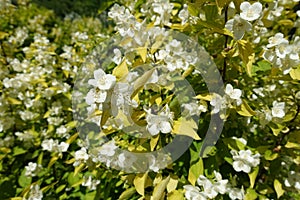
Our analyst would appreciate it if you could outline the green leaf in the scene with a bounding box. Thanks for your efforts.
[18,171,32,188]
[274,179,285,198]
[188,158,203,186]
[249,167,259,188]
[244,188,258,200]
[222,138,246,150]
[13,147,27,156]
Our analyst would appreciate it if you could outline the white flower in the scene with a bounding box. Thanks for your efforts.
[27,185,43,200]
[225,84,242,100]
[112,48,122,65]
[197,175,218,199]
[212,171,228,195]
[284,171,300,190]
[271,101,285,118]
[99,140,118,157]
[184,185,208,200]
[178,4,189,25]
[210,94,225,114]
[74,147,89,166]
[225,15,252,40]
[267,33,288,48]
[88,69,116,90]
[82,176,100,190]
[228,187,244,200]
[275,41,292,59]
[240,2,262,21]
[25,162,41,177]
[85,88,107,105]
[231,149,260,173]
[297,10,300,17]
[41,139,56,151]
[58,142,69,152]
[145,105,173,136]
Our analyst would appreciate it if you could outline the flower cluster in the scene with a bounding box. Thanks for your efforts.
[184,171,244,200]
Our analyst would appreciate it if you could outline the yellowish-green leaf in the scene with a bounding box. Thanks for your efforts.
[43,110,51,118]
[290,66,300,80]
[48,156,59,168]
[151,176,170,200]
[188,158,203,186]
[195,93,212,101]
[136,47,148,63]
[0,31,9,40]
[65,158,76,164]
[172,118,200,140]
[150,135,160,151]
[134,172,148,196]
[244,188,258,200]
[74,163,85,176]
[119,187,136,200]
[285,141,300,149]
[66,133,79,144]
[274,179,285,198]
[112,59,128,80]
[238,40,255,77]
[249,167,259,188]
[236,100,256,117]
[167,190,184,200]
[7,97,22,105]
[167,175,178,193]
[131,68,155,98]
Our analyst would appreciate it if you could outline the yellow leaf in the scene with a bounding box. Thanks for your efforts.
[112,59,128,80]
[74,163,85,176]
[136,47,148,63]
[167,175,178,193]
[151,176,170,200]
[119,187,136,200]
[274,179,285,198]
[236,100,256,117]
[48,156,59,168]
[172,118,200,140]
[7,97,22,105]
[195,93,212,101]
[290,66,300,80]
[66,133,79,144]
[167,190,184,200]
[131,68,156,98]
[150,135,160,151]
[133,172,148,196]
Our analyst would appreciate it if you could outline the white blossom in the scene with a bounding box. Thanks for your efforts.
[25,162,42,177]
[240,2,262,21]
[145,105,173,136]
[74,147,89,166]
[88,69,116,90]
[27,185,43,200]
[231,149,260,173]
[184,185,208,200]
[82,176,100,190]
[228,187,244,200]
[271,101,285,118]
[225,15,252,40]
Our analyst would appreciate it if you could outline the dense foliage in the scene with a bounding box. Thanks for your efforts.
[0,0,300,199]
